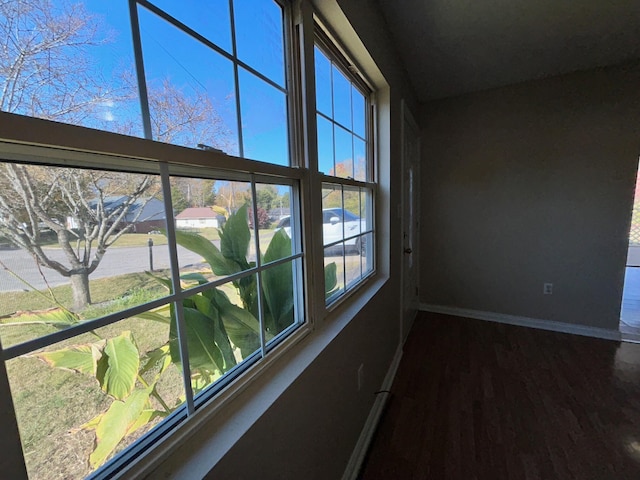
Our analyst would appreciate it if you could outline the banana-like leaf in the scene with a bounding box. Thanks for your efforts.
[210,288,261,357]
[325,262,338,298]
[88,386,153,468]
[135,310,170,324]
[180,272,209,285]
[174,229,240,276]
[193,294,236,371]
[0,307,80,328]
[262,229,294,334]
[219,204,251,269]
[169,305,224,374]
[98,332,140,401]
[139,344,171,380]
[30,340,105,376]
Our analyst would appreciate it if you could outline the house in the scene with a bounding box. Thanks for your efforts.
[1,0,640,479]
[65,196,166,234]
[175,207,223,229]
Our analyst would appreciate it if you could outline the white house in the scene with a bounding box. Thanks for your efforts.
[175,207,222,229]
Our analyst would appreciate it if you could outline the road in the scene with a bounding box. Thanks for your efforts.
[0,244,209,292]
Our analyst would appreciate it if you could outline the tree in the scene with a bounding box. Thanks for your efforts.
[0,0,232,309]
[0,164,159,309]
[256,184,277,212]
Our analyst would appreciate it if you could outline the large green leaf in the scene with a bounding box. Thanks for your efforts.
[262,229,294,334]
[169,305,224,374]
[211,288,261,358]
[219,204,251,268]
[325,261,338,298]
[193,294,236,371]
[30,340,105,376]
[98,332,140,401]
[87,386,153,468]
[139,344,171,380]
[174,229,240,276]
[0,307,80,328]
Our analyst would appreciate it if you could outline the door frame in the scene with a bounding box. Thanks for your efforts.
[400,100,420,343]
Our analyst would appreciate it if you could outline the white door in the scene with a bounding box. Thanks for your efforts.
[401,101,420,342]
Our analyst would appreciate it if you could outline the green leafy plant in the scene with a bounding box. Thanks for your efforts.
[6,204,337,469]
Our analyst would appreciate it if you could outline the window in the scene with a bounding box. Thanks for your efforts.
[0,1,378,478]
[314,32,375,304]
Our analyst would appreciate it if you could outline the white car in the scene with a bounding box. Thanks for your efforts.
[276,208,367,254]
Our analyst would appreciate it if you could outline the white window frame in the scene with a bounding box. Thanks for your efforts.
[312,21,377,309]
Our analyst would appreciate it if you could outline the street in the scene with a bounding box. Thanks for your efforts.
[0,244,207,292]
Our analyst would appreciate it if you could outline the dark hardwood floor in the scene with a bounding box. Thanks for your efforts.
[359,312,640,479]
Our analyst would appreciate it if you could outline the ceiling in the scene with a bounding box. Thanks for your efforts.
[376,0,640,102]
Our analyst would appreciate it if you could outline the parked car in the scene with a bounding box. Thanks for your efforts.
[276,208,367,254]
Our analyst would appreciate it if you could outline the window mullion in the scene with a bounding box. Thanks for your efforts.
[159,163,196,415]
[128,0,153,140]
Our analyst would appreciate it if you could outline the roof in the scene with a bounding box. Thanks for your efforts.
[175,207,219,219]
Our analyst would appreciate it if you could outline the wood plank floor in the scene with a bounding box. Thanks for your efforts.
[359,312,640,480]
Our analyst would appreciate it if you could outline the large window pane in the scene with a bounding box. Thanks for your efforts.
[0,163,167,348]
[6,309,183,479]
[234,0,285,87]
[172,177,253,289]
[151,0,232,53]
[239,68,289,165]
[314,47,332,116]
[334,125,354,179]
[139,6,239,154]
[257,184,295,259]
[317,114,334,175]
[182,281,261,396]
[261,260,298,339]
[352,85,366,138]
[354,137,367,182]
[0,0,142,135]
[332,65,352,129]
[324,244,345,302]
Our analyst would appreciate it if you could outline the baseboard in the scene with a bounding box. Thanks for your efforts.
[341,344,403,480]
[420,304,622,342]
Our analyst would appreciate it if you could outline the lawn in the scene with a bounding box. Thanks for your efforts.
[36,228,221,249]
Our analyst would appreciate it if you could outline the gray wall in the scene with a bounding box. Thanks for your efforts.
[420,62,640,330]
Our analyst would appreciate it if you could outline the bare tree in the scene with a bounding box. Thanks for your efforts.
[0,164,159,309]
[0,0,233,309]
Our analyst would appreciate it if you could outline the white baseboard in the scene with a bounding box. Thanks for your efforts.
[342,344,403,480]
[420,304,622,342]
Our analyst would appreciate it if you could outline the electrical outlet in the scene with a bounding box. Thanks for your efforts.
[357,364,364,391]
[543,283,553,295]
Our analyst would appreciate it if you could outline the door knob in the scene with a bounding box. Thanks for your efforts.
[404,248,412,254]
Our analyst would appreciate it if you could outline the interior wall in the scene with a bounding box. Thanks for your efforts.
[420,62,640,330]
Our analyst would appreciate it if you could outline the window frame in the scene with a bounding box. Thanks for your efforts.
[313,23,377,308]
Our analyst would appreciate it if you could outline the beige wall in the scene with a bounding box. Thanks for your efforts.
[420,62,640,330]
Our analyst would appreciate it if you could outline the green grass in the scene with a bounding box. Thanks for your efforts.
[37,228,221,250]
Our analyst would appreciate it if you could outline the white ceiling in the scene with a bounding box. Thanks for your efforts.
[376,0,640,101]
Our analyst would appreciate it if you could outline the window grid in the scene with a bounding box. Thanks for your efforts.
[314,29,376,306]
